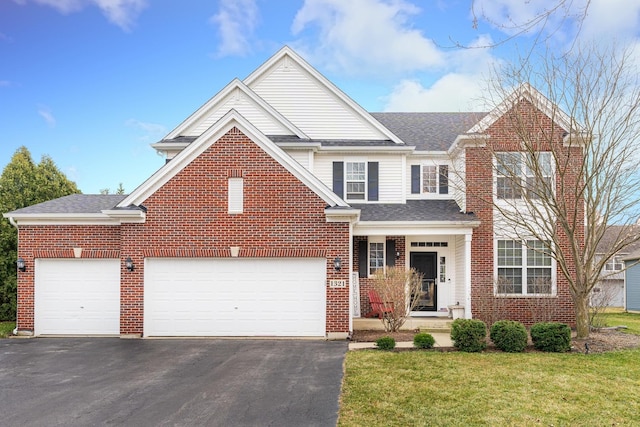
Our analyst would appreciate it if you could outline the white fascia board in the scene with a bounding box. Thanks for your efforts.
[448,134,489,156]
[101,209,146,223]
[354,221,480,236]
[325,208,360,223]
[318,146,415,154]
[165,78,309,140]
[563,131,590,147]
[468,83,574,134]
[243,46,406,145]
[411,150,449,158]
[120,109,348,209]
[150,141,189,153]
[276,142,321,150]
[3,213,121,226]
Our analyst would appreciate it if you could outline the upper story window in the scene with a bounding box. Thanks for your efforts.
[411,164,448,195]
[496,239,554,295]
[333,161,379,202]
[346,162,366,200]
[496,152,552,200]
[605,256,624,271]
[228,178,244,214]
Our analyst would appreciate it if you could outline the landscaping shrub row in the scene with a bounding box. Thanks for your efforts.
[374,320,571,353]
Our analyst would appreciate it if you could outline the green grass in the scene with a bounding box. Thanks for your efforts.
[601,311,640,335]
[0,321,15,338]
[339,350,640,426]
[339,312,640,426]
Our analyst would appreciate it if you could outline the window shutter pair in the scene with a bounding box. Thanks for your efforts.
[358,238,395,278]
[410,165,448,194]
[332,161,378,201]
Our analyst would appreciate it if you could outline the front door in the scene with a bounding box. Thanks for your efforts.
[410,252,437,311]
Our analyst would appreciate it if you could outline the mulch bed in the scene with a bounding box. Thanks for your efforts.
[351,328,640,354]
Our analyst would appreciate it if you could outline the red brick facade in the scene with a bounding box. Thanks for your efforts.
[466,100,583,326]
[15,127,351,336]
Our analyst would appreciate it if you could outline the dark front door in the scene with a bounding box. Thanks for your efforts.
[410,252,437,311]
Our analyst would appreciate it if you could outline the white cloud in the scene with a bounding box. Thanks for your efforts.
[210,0,260,57]
[579,0,640,41]
[126,119,166,142]
[37,104,56,127]
[12,0,148,32]
[383,35,500,112]
[291,0,444,75]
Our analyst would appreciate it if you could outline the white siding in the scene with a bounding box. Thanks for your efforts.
[285,150,311,170]
[183,88,293,137]
[314,153,404,203]
[249,59,387,140]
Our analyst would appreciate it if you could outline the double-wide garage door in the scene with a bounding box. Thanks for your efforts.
[35,259,120,336]
[144,258,327,337]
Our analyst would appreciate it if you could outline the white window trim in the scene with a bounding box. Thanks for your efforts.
[368,237,385,277]
[418,163,450,197]
[345,160,367,202]
[228,178,243,214]
[494,152,554,202]
[493,238,557,297]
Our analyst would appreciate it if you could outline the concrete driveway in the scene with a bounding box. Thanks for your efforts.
[0,338,347,426]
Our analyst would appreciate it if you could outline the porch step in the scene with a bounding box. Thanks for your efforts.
[353,317,452,332]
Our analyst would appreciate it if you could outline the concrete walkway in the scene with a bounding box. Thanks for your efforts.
[348,332,452,350]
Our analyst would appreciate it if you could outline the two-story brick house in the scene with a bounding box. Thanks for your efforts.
[4,46,580,338]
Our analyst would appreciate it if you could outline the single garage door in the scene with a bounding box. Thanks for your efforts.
[144,258,326,337]
[35,259,120,336]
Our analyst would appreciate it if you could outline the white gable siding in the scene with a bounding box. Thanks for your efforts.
[183,89,293,137]
[249,60,387,140]
[313,153,404,203]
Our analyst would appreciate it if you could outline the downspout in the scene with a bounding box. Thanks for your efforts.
[7,216,19,335]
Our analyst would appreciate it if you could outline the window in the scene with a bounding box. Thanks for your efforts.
[346,162,366,200]
[496,152,552,200]
[605,256,624,271]
[228,178,243,214]
[369,242,384,275]
[497,240,553,295]
[412,164,449,195]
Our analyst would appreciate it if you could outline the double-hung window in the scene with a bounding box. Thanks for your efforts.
[411,164,448,195]
[605,256,623,271]
[346,162,366,200]
[496,152,552,200]
[497,240,553,295]
[369,242,385,275]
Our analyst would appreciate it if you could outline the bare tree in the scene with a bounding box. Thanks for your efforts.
[370,267,423,332]
[474,43,640,338]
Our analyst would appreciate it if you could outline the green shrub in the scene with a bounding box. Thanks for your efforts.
[375,336,396,350]
[413,332,435,349]
[489,320,528,352]
[450,319,487,352]
[530,322,571,352]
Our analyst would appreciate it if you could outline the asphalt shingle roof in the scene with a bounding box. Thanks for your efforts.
[350,199,476,222]
[371,112,485,151]
[5,194,128,215]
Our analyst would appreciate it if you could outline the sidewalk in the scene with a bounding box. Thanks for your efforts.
[348,332,452,350]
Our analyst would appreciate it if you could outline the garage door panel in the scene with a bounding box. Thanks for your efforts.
[35,259,120,336]
[145,258,326,337]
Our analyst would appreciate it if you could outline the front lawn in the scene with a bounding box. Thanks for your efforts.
[0,321,15,338]
[601,311,640,335]
[339,349,640,426]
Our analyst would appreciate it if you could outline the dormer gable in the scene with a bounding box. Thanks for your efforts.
[243,46,403,143]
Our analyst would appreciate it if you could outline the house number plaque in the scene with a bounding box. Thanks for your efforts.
[329,280,346,288]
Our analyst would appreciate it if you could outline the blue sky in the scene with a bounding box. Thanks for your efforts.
[1,0,639,194]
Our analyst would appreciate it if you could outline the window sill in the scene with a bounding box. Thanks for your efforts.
[494,293,557,298]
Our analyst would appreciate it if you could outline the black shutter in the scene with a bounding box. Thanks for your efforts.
[368,162,379,201]
[333,162,344,198]
[386,239,396,267]
[358,238,368,278]
[439,165,449,194]
[411,165,421,194]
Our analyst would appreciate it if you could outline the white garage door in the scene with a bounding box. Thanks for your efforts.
[144,258,326,337]
[35,259,120,336]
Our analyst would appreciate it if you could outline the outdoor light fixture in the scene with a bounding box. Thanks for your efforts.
[17,257,25,272]
[125,257,135,272]
[396,251,401,259]
[334,256,342,271]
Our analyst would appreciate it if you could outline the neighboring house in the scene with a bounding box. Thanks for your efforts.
[3,47,583,338]
[624,250,640,312]
[592,225,640,308]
